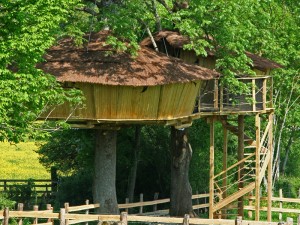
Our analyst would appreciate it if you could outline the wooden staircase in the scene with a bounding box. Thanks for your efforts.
[212,116,272,214]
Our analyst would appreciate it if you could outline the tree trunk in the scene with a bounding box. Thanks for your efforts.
[127,125,141,203]
[93,129,119,214]
[281,127,295,175]
[170,127,195,217]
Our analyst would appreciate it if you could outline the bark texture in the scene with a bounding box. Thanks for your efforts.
[93,129,119,214]
[170,127,194,217]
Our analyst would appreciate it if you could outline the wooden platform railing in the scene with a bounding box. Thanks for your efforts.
[0,208,294,225]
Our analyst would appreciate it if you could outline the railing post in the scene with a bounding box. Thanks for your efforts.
[287,217,293,225]
[3,207,9,225]
[85,200,89,225]
[235,216,242,225]
[248,192,253,219]
[153,192,159,212]
[64,203,69,225]
[33,205,39,224]
[60,208,66,225]
[279,189,283,221]
[120,212,128,225]
[17,203,24,225]
[183,214,190,225]
[139,194,143,214]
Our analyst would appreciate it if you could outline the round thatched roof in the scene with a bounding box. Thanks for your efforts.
[40,31,219,86]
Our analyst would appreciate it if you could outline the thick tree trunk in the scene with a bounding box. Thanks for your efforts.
[127,125,141,203]
[93,129,119,214]
[170,127,195,217]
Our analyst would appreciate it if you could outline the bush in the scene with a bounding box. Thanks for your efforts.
[0,193,15,209]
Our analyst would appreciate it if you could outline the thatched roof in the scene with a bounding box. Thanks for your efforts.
[140,31,282,70]
[39,31,219,86]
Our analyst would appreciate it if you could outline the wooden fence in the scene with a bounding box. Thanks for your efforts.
[0,179,56,195]
[0,207,295,225]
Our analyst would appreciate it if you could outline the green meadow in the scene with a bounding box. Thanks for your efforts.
[0,142,50,180]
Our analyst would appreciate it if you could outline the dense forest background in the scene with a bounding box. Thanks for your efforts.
[0,0,299,208]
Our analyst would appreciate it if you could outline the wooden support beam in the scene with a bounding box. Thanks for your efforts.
[238,115,244,217]
[222,118,228,218]
[267,113,273,222]
[214,80,219,110]
[255,114,261,221]
[208,117,215,219]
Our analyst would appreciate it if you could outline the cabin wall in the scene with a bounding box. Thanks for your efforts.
[43,82,202,121]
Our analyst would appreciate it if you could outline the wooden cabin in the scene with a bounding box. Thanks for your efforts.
[38,32,219,127]
[141,31,282,114]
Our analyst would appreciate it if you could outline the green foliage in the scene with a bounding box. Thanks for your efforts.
[0,193,15,210]
[37,129,94,175]
[0,0,83,142]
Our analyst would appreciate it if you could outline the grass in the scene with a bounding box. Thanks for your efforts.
[0,141,50,180]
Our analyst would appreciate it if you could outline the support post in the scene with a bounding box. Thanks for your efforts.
[33,205,38,224]
[139,194,143,214]
[125,198,129,213]
[46,204,53,224]
[222,118,228,218]
[252,79,257,112]
[287,217,293,225]
[59,208,66,225]
[214,79,219,110]
[267,113,273,222]
[208,117,215,219]
[183,214,190,225]
[120,212,128,225]
[235,216,242,225]
[255,114,261,221]
[3,208,9,225]
[17,203,24,225]
[85,200,89,225]
[238,115,245,217]
[262,79,267,110]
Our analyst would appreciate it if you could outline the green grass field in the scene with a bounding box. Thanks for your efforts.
[0,141,50,179]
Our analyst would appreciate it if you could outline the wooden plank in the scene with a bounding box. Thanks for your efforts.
[10,211,60,219]
[65,214,119,221]
[262,79,267,110]
[67,204,100,212]
[255,113,260,221]
[244,205,300,214]
[192,193,210,199]
[259,151,271,183]
[118,198,169,208]
[214,79,219,109]
[192,203,210,209]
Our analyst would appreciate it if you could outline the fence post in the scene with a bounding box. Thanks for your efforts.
[287,217,293,225]
[60,208,66,225]
[297,215,300,225]
[195,191,200,215]
[46,204,53,225]
[279,189,283,221]
[85,200,89,225]
[17,203,24,225]
[153,192,159,212]
[248,192,253,219]
[120,212,128,225]
[125,198,129,213]
[183,214,190,225]
[3,207,9,225]
[204,191,208,213]
[33,205,39,224]
[139,194,143,214]
[235,216,242,225]
[3,181,7,192]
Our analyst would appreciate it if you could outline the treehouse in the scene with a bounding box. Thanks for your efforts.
[38,31,219,128]
[142,31,282,220]
[141,31,282,114]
